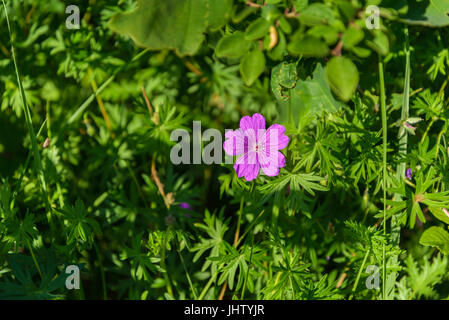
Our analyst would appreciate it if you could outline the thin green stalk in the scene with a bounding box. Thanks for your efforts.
[46,101,65,209]
[2,0,51,216]
[349,249,370,300]
[198,268,220,300]
[12,119,47,202]
[161,230,174,298]
[67,49,149,124]
[93,241,107,300]
[421,118,436,144]
[178,249,198,299]
[26,238,43,280]
[378,56,387,301]
[241,230,255,300]
[435,124,447,160]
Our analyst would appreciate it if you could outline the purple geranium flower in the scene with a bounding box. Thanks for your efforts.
[179,202,192,210]
[406,168,412,179]
[223,113,289,181]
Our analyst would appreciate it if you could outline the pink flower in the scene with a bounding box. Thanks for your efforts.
[223,113,289,181]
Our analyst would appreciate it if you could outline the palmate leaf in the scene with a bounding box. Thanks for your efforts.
[0,251,79,300]
[108,0,232,56]
[258,171,328,198]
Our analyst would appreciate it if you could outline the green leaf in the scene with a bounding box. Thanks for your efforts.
[267,30,286,61]
[245,18,271,41]
[208,0,234,30]
[287,35,329,57]
[216,32,252,59]
[277,64,345,126]
[342,26,364,50]
[325,56,359,102]
[429,207,449,225]
[261,4,282,23]
[420,226,449,254]
[240,50,266,86]
[307,26,339,45]
[271,60,299,101]
[299,3,334,26]
[108,0,231,56]
[366,31,389,56]
[401,0,449,27]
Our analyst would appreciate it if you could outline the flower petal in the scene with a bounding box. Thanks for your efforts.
[234,152,260,181]
[259,151,285,177]
[240,113,266,132]
[265,124,289,150]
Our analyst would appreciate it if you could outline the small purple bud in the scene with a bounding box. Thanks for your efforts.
[406,168,412,179]
[179,202,192,210]
[326,256,331,261]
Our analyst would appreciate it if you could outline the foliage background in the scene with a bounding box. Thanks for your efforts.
[1,0,449,300]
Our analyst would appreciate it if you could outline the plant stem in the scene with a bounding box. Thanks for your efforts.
[161,230,174,298]
[2,0,51,217]
[26,238,43,279]
[378,55,387,300]
[219,195,245,299]
[421,118,436,144]
[349,249,370,300]
[93,240,107,300]
[198,269,220,300]
[178,249,198,299]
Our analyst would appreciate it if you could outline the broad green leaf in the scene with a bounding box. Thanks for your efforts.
[277,64,345,127]
[325,56,359,102]
[307,25,339,45]
[216,32,252,58]
[366,31,390,56]
[294,0,309,12]
[261,4,282,23]
[240,50,266,86]
[420,226,449,255]
[352,46,371,58]
[342,26,364,49]
[267,30,286,61]
[108,0,231,56]
[429,207,449,225]
[245,18,271,41]
[401,0,449,27]
[278,16,292,34]
[299,3,335,26]
[208,0,234,30]
[287,35,329,57]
